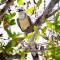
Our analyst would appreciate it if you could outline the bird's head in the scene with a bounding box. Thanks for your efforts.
[18,9,26,20]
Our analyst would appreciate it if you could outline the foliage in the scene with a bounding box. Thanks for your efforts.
[17,0,23,5]
[45,10,60,32]
[0,0,60,60]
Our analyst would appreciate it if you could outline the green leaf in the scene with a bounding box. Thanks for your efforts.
[57,20,60,24]
[10,12,16,18]
[17,0,23,5]
[12,32,20,39]
[19,52,26,60]
[41,26,46,33]
[36,0,42,7]
[26,32,33,39]
[45,19,56,30]
[25,7,34,14]
[35,31,40,40]
[5,38,18,52]
[5,29,13,37]
[21,56,25,60]
[5,29,19,39]
[34,26,38,30]
[45,19,52,28]
[0,48,3,53]
[9,19,16,25]
[54,11,60,21]
[25,0,42,14]
[4,12,16,20]
[56,25,60,32]
[4,14,11,20]
[5,41,13,50]
[51,24,55,30]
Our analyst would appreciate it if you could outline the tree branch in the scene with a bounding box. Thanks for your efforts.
[28,26,41,60]
[25,0,60,33]
[28,0,60,59]
[48,7,60,17]
[0,0,15,20]
[34,0,60,25]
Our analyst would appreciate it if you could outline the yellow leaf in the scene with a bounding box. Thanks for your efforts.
[17,0,23,5]
[25,7,34,14]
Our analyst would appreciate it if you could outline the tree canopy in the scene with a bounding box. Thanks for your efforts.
[0,0,60,60]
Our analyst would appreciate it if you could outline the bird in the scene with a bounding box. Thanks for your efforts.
[17,9,34,34]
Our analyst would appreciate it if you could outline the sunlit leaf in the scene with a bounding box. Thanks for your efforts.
[12,32,20,39]
[5,29,19,39]
[19,52,26,60]
[5,38,19,53]
[0,0,6,4]
[45,19,52,28]
[36,0,42,7]
[51,24,55,30]
[35,31,40,40]
[45,19,56,30]
[17,0,23,5]
[48,37,52,42]
[57,20,60,24]
[25,0,42,14]
[54,11,60,21]
[41,26,46,33]
[21,56,25,60]
[26,32,33,39]
[25,7,34,14]
[34,26,38,30]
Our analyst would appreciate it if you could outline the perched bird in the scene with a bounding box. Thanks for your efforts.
[17,9,34,34]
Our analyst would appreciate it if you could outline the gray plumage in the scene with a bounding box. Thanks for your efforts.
[17,10,32,32]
